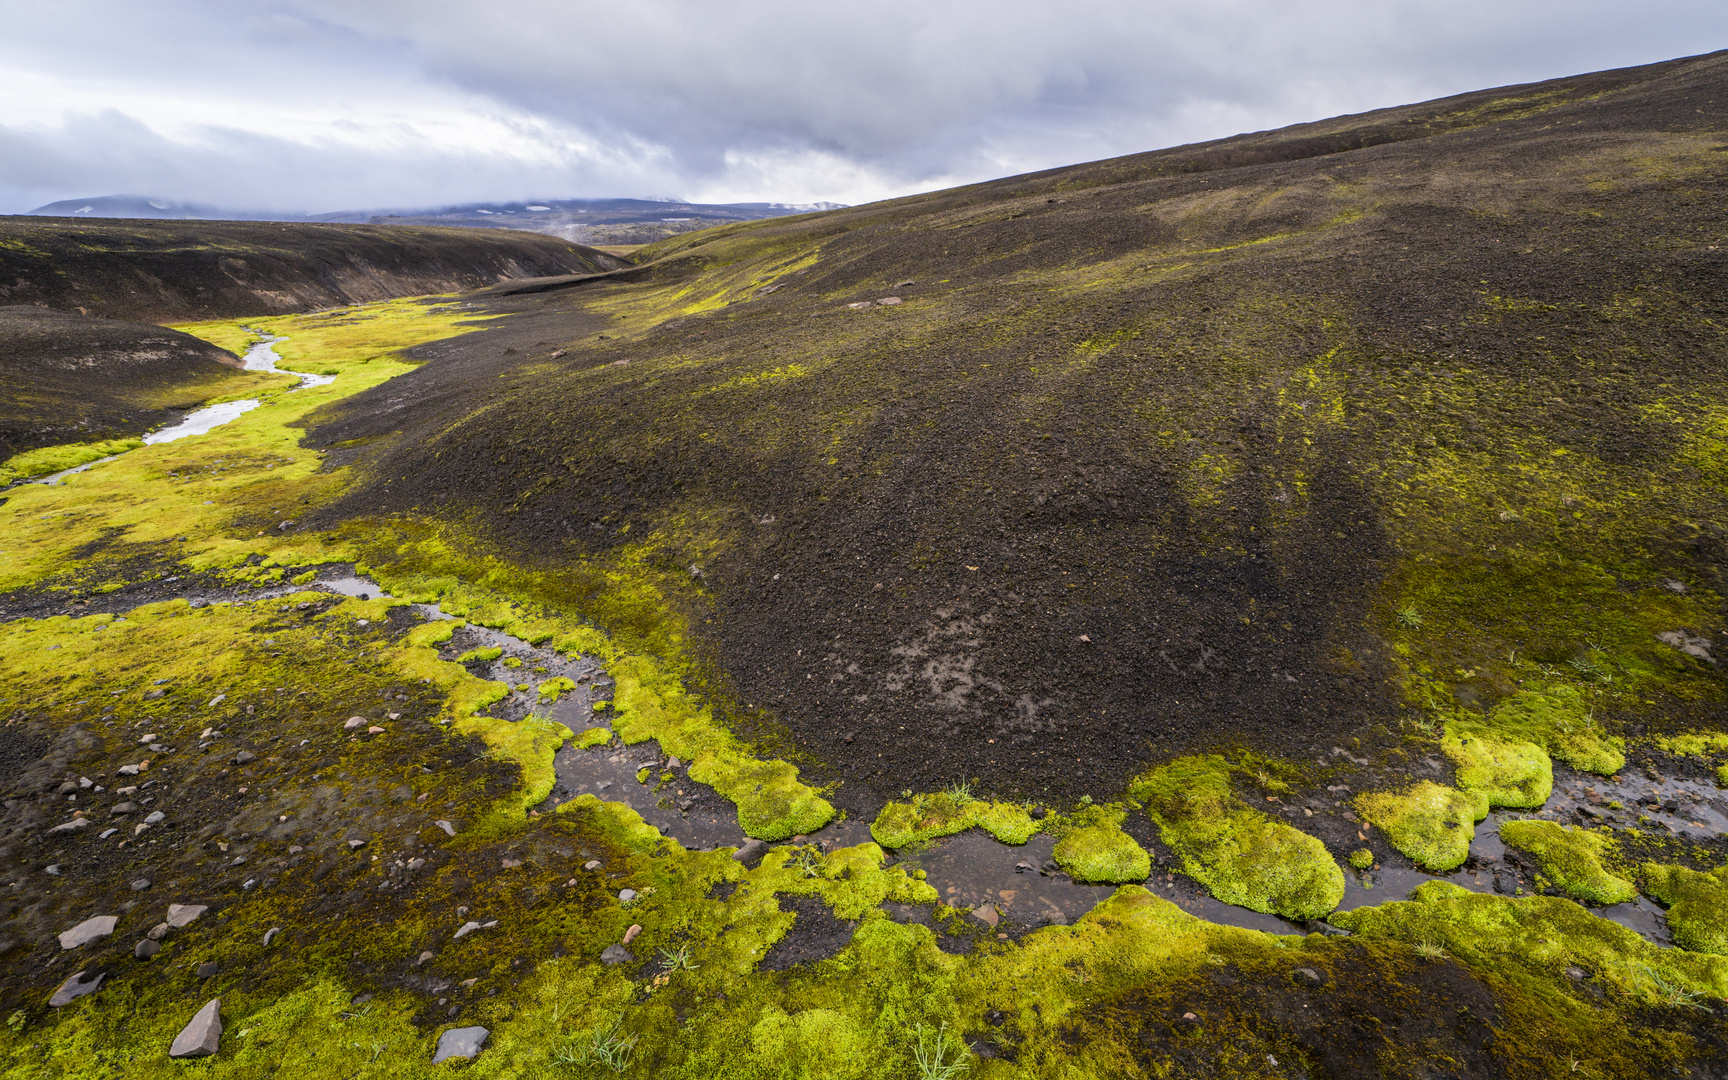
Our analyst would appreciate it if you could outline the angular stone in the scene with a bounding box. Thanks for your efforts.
[972,904,1000,927]
[600,944,633,965]
[111,802,138,816]
[618,889,636,903]
[733,838,770,867]
[435,820,457,837]
[135,939,160,959]
[144,811,165,824]
[169,998,222,1058]
[49,970,104,1006]
[233,751,256,765]
[344,716,365,729]
[263,927,280,947]
[196,962,219,978]
[432,1026,489,1063]
[148,923,170,940]
[167,904,207,929]
[47,818,91,835]
[58,915,118,949]
[452,921,482,939]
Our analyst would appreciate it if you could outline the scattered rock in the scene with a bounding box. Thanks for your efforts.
[48,970,104,1007]
[169,999,222,1058]
[600,945,633,965]
[1566,965,1589,981]
[501,859,522,869]
[147,923,170,941]
[435,820,457,837]
[206,694,226,708]
[58,915,118,950]
[623,924,642,945]
[167,904,207,928]
[130,878,152,891]
[144,811,165,824]
[135,939,159,959]
[877,296,902,305]
[98,829,117,839]
[263,927,280,947]
[138,733,159,744]
[1292,967,1323,985]
[46,864,61,875]
[733,839,770,867]
[1657,630,1715,663]
[47,818,91,835]
[618,889,637,903]
[432,1026,489,1063]
[453,921,482,940]
[367,726,385,735]
[583,859,603,870]
[344,717,365,730]
[196,962,219,978]
[110,802,137,816]
[1015,860,1036,874]
[348,839,366,850]
[408,858,426,871]
[417,950,435,965]
[972,904,1000,927]
[233,751,256,765]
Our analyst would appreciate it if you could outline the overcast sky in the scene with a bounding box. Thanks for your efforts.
[1,1,1723,214]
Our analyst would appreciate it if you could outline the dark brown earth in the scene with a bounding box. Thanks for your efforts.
[0,218,626,324]
[301,50,1728,810]
[0,306,250,457]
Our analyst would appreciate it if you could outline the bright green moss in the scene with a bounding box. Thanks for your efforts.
[1355,781,1489,871]
[1131,756,1343,919]
[1498,820,1636,905]
[0,437,143,484]
[537,675,576,702]
[574,726,614,750]
[1443,722,1553,807]
[1330,880,1728,1004]
[869,791,1037,848]
[1640,862,1728,956]
[1489,686,1626,775]
[1656,731,1728,757]
[1348,848,1374,871]
[1048,804,1151,884]
[457,645,504,663]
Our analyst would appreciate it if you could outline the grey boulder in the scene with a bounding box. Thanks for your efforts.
[166,904,207,928]
[48,970,104,1007]
[600,944,633,965]
[432,1026,489,1063]
[733,839,770,867]
[58,915,118,950]
[169,998,222,1058]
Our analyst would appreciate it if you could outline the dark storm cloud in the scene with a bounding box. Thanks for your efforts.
[1,0,1724,212]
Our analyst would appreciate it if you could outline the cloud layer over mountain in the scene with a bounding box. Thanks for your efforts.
[2,0,1723,213]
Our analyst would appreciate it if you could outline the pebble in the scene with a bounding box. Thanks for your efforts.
[135,939,160,959]
[147,923,170,940]
[196,962,219,978]
[366,726,385,735]
[48,970,104,1007]
[600,944,633,965]
[99,829,117,839]
[408,858,426,871]
[432,1026,489,1063]
[344,717,365,730]
[453,921,482,939]
[972,904,1000,927]
[618,889,637,903]
[348,839,366,850]
[584,859,603,870]
[501,859,522,869]
[46,864,60,875]
[110,802,138,816]
[877,296,902,305]
[58,915,118,949]
[1293,967,1323,985]
[169,999,222,1058]
[139,734,159,744]
[263,927,280,947]
[623,924,642,944]
[207,694,226,707]
[47,818,91,834]
[167,904,207,928]
[144,811,165,824]
[234,751,256,765]
[130,878,152,891]
[435,820,457,837]
[733,839,770,867]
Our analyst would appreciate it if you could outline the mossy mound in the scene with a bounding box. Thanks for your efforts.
[1443,722,1552,808]
[1132,756,1343,919]
[869,791,1038,848]
[1641,862,1728,956]
[1355,782,1489,871]
[1487,686,1626,776]
[1049,804,1151,884]
[1499,820,1636,905]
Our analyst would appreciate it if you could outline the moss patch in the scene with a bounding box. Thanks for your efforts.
[1355,781,1489,871]
[869,790,1038,848]
[1499,820,1637,905]
[1641,862,1728,956]
[1443,721,1553,807]
[1131,755,1343,919]
[1047,803,1151,884]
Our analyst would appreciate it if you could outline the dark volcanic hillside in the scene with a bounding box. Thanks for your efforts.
[309,50,1728,806]
[0,218,626,323]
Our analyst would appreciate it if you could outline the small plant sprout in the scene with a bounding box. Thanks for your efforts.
[553,1018,637,1074]
[658,943,699,972]
[792,848,822,879]
[1638,965,1710,1011]
[912,1022,970,1080]
[1396,605,1423,629]
[1414,940,1448,961]
[943,780,974,805]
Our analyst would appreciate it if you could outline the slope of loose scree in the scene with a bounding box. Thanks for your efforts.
[311,50,1728,813]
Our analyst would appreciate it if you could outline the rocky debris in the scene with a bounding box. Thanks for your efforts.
[877,296,902,305]
[618,889,637,903]
[135,939,160,959]
[583,859,603,870]
[972,904,1000,927]
[148,923,170,940]
[196,962,219,978]
[1657,630,1714,663]
[167,904,207,928]
[1293,967,1324,985]
[347,839,366,850]
[233,751,256,765]
[110,802,137,815]
[130,878,151,891]
[344,716,365,730]
[47,817,91,834]
[48,970,104,1007]
[432,1026,489,1063]
[263,927,280,947]
[58,915,118,949]
[169,999,222,1058]
[453,921,482,940]
[600,945,633,965]
[1015,860,1036,874]
[623,924,642,945]
[366,726,385,735]
[501,858,522,869]
[138,733,159,744]
[144,810,165,823]
[417,950,436,966]
[435,820,457,837]
[733,839,770,867]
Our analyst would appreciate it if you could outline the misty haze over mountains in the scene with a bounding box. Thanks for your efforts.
[23,194,848,245]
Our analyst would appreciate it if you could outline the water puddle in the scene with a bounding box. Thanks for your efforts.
[891,831,1110,927]
[240,331,336,390]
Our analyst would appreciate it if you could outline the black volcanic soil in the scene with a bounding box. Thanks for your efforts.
[300,52,1728,807]
[0,306,253,457]
[0,218,628,324]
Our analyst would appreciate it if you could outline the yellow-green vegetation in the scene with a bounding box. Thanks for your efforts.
[0,437,143,484]
[1442,721,1553,807]
[1355,781,1489,871]
[1047,803,1150,884]
[1656,731,1728,786]
[537,675,576,702]
[869,787,1038,848]
[1131,755,1343,919]
[1348,848,1375,870]
[1486,686,1626,775]
[1641,862,1728,956]
[574,725,615,750]
[456,645,503,662]
[1498,820,1637,905]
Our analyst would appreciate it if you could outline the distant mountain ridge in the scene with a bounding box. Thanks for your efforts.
[25,194,848,245]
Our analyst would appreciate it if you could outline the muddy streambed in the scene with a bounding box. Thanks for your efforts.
[32,333,328,485]
[233,565,1728,944]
